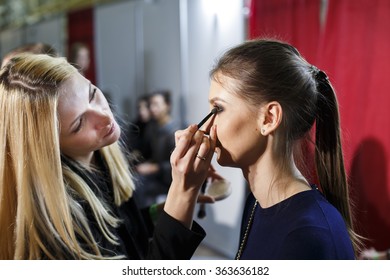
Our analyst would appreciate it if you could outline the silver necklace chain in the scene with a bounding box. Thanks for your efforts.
[235,199,258,260]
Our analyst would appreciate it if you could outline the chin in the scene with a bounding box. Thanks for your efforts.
[215,148,235,167]
[103,130,121,149]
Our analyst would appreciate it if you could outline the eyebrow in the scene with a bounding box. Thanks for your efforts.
[209,97,227,104]
[68,82,92,132]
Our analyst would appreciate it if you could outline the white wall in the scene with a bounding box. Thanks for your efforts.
[183,0,246,258]
[24,17,66,56]
[94,0,183,124]
[94,1,139,121]
[143,0,182,124]
[0,17,65,59]
[0,27,23,58]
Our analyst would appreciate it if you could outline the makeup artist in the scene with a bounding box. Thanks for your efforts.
[201,38,362,259]
[0,53,216,259]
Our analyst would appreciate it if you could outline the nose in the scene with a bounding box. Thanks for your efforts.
[94,111,111,130]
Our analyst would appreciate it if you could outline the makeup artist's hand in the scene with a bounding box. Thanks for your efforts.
[164,124,217,228]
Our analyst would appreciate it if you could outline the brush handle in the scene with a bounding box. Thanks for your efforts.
[197,179,208,219]
[197,107,218,129]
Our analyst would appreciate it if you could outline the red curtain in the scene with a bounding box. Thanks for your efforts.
[318,0,390,250]
[249,0,321,62]
[249,0,390,250]
[67,7,96,84]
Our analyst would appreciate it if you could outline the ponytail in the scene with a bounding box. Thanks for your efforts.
[314,68,361,253]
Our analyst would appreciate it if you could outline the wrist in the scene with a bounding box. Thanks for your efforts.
[164,188,198,228]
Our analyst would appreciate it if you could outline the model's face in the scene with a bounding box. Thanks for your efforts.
[207,74,266,168]
[58,72,120,165]
[149,94,170,121]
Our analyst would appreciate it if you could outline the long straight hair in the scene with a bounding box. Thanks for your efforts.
[0,54,134,259]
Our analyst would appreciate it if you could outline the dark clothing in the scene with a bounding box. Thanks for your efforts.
[144,119,180,187]
[126,119,152,162]
[136,119,181,207]
[238,188,355,260]
[64,153,205,259]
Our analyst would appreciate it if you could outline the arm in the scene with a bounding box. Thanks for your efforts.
[144,124,216,259]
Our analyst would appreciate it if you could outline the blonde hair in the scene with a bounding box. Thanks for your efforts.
[0,54,134,259]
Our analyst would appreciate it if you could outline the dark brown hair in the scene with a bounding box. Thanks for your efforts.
[210,38,361,253]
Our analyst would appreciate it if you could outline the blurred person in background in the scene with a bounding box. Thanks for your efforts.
[1,42,58,68]
[135,90,181,207]
[68,42,90,77]
[126,94,153,163]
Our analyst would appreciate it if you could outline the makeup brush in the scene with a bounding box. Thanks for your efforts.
[197,107,219,129]
[196,107,220,219]
[197,180,208,219]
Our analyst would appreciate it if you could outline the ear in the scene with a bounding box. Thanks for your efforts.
[259,101,282,136]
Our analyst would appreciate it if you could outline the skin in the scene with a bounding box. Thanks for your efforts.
[206,74,311,208]
[149,94,171,125]
[57,71,216,227]
[138,100,151,123]
[76,47,90,75]
[58,71,120,166]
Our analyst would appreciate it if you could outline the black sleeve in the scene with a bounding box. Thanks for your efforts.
[139,206,154,237]
[146,211,206,260]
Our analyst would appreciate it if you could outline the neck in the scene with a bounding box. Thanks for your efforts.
[156,113,171,125]
[71,152,95,169]
[243,151,310,208]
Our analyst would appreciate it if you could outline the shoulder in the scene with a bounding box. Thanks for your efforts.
[279,191,355,259]
[285,190,344,227]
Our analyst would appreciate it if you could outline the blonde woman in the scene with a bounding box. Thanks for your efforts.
[0,54,215,259]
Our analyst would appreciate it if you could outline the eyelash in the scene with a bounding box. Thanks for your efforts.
[74,88,97,133]
[74,119,83,133]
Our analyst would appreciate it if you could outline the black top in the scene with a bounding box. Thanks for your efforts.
[143,119,181,188]
[63,152,205,259]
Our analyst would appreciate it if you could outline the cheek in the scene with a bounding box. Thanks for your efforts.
[215,118,241,148]
[61,134,92,151]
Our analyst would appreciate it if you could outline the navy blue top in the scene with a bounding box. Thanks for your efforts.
[238,189,355,260]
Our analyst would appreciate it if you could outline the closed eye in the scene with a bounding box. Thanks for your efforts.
[89,88,97,102]
[73,118,83,133]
